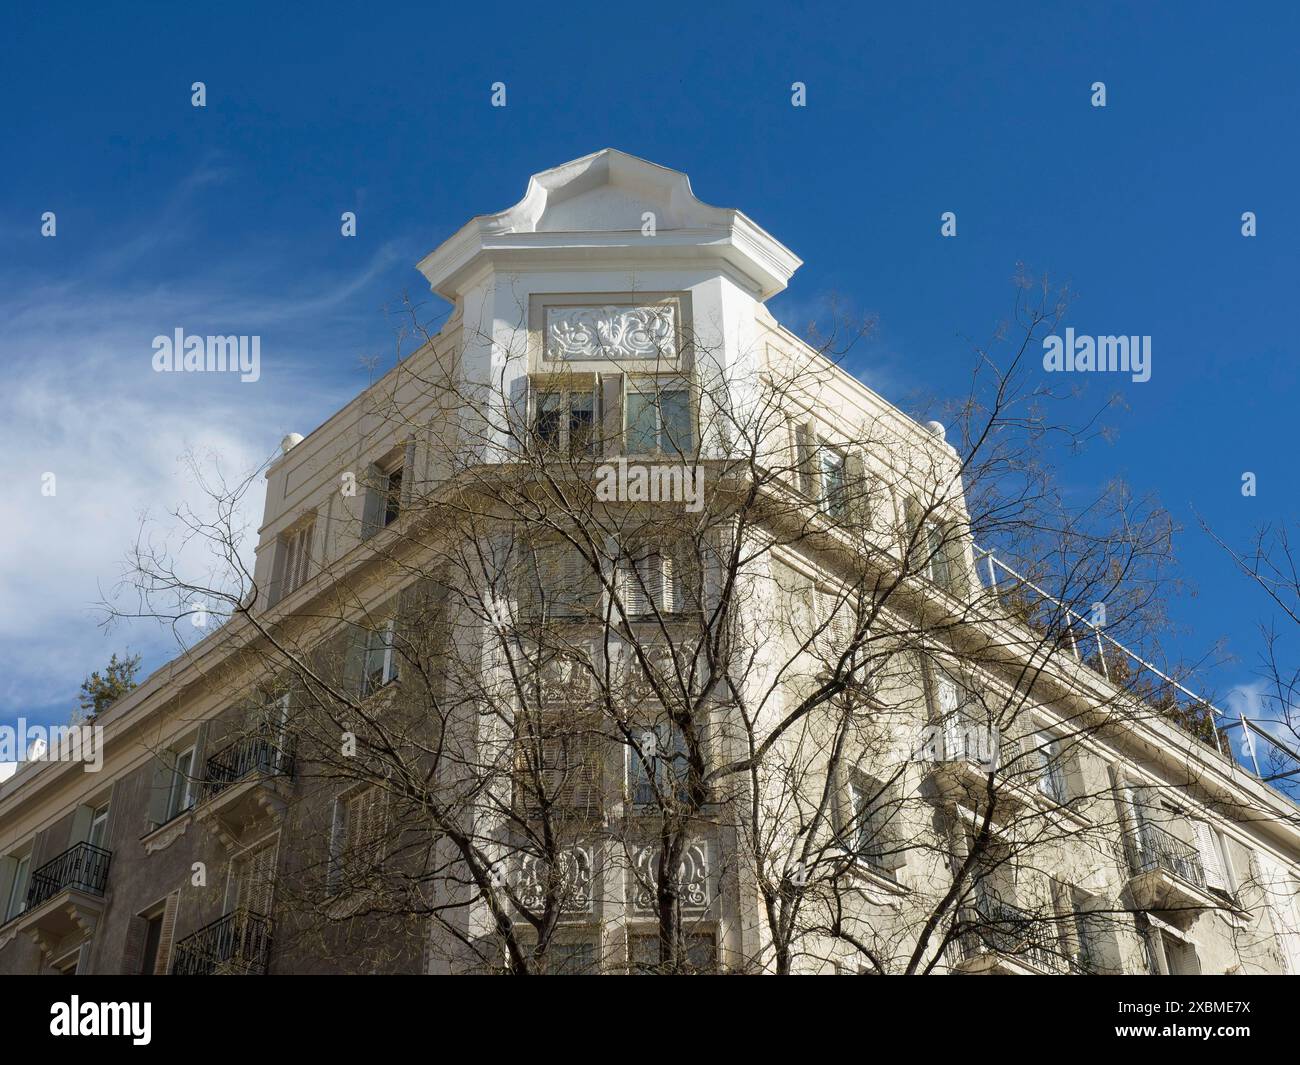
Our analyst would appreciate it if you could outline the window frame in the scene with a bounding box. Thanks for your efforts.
[628,720,693,807]
[88,801,111,849]
[165,746,196,822]
[818,443,848,517]
[362,619,400,696]
[5,851,31,921]
[623,378,695,457]
[530,381,599,457]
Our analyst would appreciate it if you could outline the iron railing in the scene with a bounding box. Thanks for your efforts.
[974,548,1230,753]
[200,734,294,803]
[1125,821,1206,889]
[26,842,112,909]
[171,909,272,975]
[954,886,1066,973]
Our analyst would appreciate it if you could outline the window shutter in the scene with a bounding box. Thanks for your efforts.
[507,375,530,447]
[233,837,277,916]
[622,558,649,617]
[558,546,592,617]
[360,465,384,539]
[70,804,94,845]
[1195,821,1229,891]
[121,914,148,975]
[343,626,369,697]
[153,891,180,974]
[146,758,172,830]
[844,451,868,526]
[600,373,624,457]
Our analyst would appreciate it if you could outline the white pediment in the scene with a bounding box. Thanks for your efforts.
[417,148,802,301]
[489,149,729,234]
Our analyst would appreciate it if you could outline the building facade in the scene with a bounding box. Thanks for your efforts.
[2,149,1299,975]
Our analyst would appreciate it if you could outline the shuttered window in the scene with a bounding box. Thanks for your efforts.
[519,541,599,620]
[276,519,315,601]
[362,620,400,695]
[516,715,602,813]
[621,550,674,617]
[1194,821,1232,893]
[331,786,387,890]
[230,836,278,917]
[819,447,847,517]
[152,892,180,974]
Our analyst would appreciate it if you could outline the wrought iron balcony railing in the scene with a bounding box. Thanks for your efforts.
[171,909,272,975]
[200,734,294,803]
[954,886,1065,973]
[1125,821,1206,890]
[26,842,112,910]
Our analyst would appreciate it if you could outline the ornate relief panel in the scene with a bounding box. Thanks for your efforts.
[630,839,712,915]
[515,845,595,914]
[544,304,678,362]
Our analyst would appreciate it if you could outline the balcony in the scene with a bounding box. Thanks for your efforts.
[171,909,273,975]
[924,717,1027,821]
[1124,822,1216,919]
[950,887,1067,975]
[9,842,111,958]
[194,734,294,851]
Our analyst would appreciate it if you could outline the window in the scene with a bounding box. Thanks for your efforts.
[629,722,692,806]
[515,714,602,813]
[629,931,716,973]
[1147,929,1200,975]
[383,467,403,526]
[819,447,847,517]
[1194,821,1235,897]
[228,836,278,917]
[548,939,598,975]
[532,386,597,456]
[362,620,400,696]
[620,549,676,617]
[88,802,111,849]
[361,452,408,539]
[275,519,315,601]
[923,521,952,588]
[5,853,31,921]
[331,787,386,890]
[625,384,693,455]
[165,747,196,822]
[519,541,599,620]
[1031,733,1068,803]
[843,776,897,875]
[141,913,164,975]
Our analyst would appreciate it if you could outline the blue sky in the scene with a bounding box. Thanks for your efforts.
[1,1,1297,778]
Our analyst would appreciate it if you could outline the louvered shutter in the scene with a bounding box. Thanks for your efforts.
[1195,821,1229,891]
[935,670,965,759]
[360,465,384,539]
[600,373,624,457]
[844,451,868,527]
[558,546,591,617]
[233,837,277,917]
[121,914,147,974]
[622,558,649,617]
[153,891,180,974]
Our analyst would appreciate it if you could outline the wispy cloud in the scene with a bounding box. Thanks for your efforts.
[0,167,407,725]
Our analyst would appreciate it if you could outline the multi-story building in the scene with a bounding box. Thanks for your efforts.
[2,149,1299,975]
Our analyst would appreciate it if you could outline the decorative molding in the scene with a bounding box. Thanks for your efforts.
[545,304,676,361]
[143,816,190,854]
[631,840,711,914]
[515,846,594,914]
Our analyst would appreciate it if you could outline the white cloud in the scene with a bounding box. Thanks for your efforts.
[0,171,401,722]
